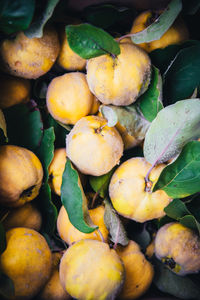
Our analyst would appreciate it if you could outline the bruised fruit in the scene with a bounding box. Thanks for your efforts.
[66,115,124,176]
[0,27,60,79]
[109,157,172,222]
[57,205,109,245]
[86,42,151,106]
[46,72,96,125]
[130,11,189,52]
[57,29,86,71]
[0,145,43,207]
[2,202,42,231]
[155,222,200,276]
[0,74,31,109]
[116,240,154,299]
[59,239,125,300]
[0,227,52,300]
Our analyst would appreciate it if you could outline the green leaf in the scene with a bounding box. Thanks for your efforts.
[131,0,182,44]
[99,105,118,127]
[89,168,115,198]
[25,0,59,38]
[154,141,200,198]
[164,199,200,234]
[143,99,200,165]
[35,127,57,235]
[0,273,15,299]
[104,199,129,246]
[133,225,151,250]
[153,257,200,299]
[0,0,35,34]
[61,159,97,233]
[4,103,43,152]
[163,45,200,103]
[138,66,163,122]
[0,109,7,142]
[0,222,6,254]
[65,23,120,59]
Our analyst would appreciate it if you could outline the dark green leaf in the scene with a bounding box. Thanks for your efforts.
[163,45,200,103]
[154,141,200,198]
[104,199,129,246]
[0,273,15,299]
[180,215,200,235]
[153,257,200,299]
[0,222,6,254]
[89,168,115,198]
[138,66,163,122]
[38,182,57,235]
[144,99,200,164]
[25,0,59,38]
[133,225,151,250]
[4,103,43,152]
[36,127,55,182]
[66,23,120,59]
[61,159,97,233]
[0,0,35,34]
[131,0,182,44]
[0,110,7,142]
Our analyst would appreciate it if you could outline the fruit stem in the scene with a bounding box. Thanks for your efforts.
[144,164,155,192]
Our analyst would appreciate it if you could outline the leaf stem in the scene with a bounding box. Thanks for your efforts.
[98,229,105,243]
[113,219,120,250]
[91,191,99,208]
[116,34,133,43]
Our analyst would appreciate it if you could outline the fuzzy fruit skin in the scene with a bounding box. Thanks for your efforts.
[109,157,172,222]
[57,205,109,245]
[86,42,151,106]
[130,11,189,53]
[59,239,125,300]
[48,148,86,195]
[0,145,43,207]
[0,27,60,79]
[46,72,95,125]
[116,240,154,299]
[39,253,70,300]
[0,74,31,109]
[57,29,86,71]
[155,222,200,276]
[0,228,52,300]
[2,202,42,231]
[66,115,124,176]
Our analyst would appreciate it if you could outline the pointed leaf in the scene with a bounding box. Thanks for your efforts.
[0,0,35,34]
[144,99,200,165]
[0,273,15,299]
[163,45,200,103]
[131,0,182,44]
[154,141,200,198]
[153,257,200,299]
[0,110,7,141]
[25,0,60,38]
[4,103,43,152]
[99,105,118,127]
[66,23,120,59]
[138,66,163,122]
[89,168,115,198]
[104,199,129,246]
[61,160,97,233]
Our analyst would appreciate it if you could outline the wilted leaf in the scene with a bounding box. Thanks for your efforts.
[163,45,200,103]
[25,0,59,38]
[66,23,120,59]
[131,0,182,44]
[153,257,200,299]
[104,199,129,246]
[61,160,97,233]
[144,99,200,165]
[0,0,35,34]
[89,168,115,198]
[0,110,7,141]
[4,103,43,152]
[138,66,163,122]
[0,273,15,299]
[154,141,200,198]
[99,105,118,127]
